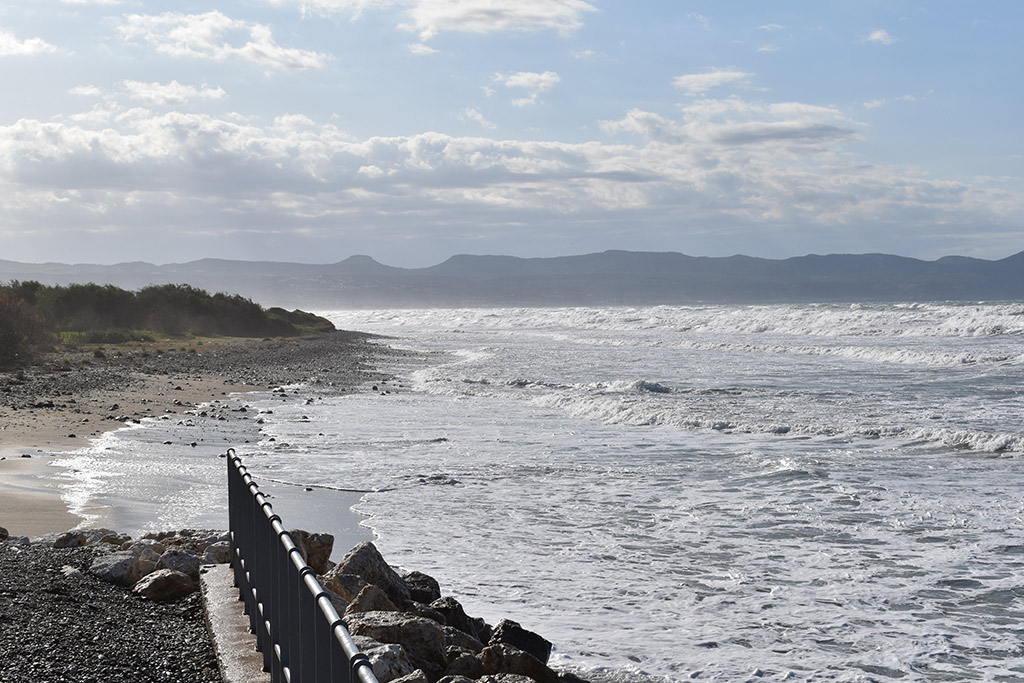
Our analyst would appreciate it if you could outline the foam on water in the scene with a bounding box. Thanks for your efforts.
[59,304,1024,682]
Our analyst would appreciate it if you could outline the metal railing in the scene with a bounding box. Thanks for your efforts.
[227,448,379,683]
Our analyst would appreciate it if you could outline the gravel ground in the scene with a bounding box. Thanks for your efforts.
[0,541,221,683]
[0,330,400,410]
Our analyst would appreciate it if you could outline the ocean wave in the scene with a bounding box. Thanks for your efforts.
[529,391,1024,454]
[326,302,1024,340]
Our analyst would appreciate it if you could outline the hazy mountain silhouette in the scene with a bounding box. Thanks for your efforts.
[1,250,1022,308]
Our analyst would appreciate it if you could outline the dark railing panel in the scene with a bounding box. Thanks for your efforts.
[227,449,380,683]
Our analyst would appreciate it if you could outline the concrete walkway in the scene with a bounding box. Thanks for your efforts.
[200,563,270,683]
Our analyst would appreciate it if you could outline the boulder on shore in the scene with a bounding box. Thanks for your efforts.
[90,551,143,587]
[133,569,195,601]
[345,610,448,680]
[490,620,552,665]
[156,548,203,581]
[328,542,410,607]
[345,584,400,616]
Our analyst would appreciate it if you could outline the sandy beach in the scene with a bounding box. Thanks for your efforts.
[0,331,392,543]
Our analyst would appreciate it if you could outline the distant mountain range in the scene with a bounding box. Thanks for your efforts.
[2,250,1023,308]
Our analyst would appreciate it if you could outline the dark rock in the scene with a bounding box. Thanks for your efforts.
[322,570,369,602]
[331,542,410,607]
[289,529,335,574]
[52,531,88,548]
[156,548,203,581]
[390,670,430,683]
[345,611,448,679]
[406,601,447,625]
[345,584,401,616]
[442,625,485,654]
[430,596,489,642]
[203,540,232,564]
[479,644,556,683]
[445,653,485,679]
[132,569,196,601]
[90,551,143,587]
[84,528,131,546]
[403,570,442,604]
[437,678,476,683]
[556,671,591,683]
[490,619,552,665]
[0,527,7,541]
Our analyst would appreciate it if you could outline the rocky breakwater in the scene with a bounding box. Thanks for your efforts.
[4,526,240,602]
[321,541,588,683]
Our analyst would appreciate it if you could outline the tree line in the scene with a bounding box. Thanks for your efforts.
[0,281,335,368]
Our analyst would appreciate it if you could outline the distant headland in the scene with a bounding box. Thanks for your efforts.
[2,250,1023,309]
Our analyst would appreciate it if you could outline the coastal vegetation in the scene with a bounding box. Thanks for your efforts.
[0,281,334,369]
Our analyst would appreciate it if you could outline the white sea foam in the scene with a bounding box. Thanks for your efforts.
[56,304,1024,682]
[312,304,1024,681]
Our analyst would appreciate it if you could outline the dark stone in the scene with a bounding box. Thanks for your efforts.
[289,529,335,574]
[345,584,400,616]
[479,644,557,683]
[490,619,552,665]
[430,597,487,642]
[444,653,485,680]
[332,542,411,608]
[442,625,485,654]
[156,548,203,581]
[345,611,448,679]
[132,569,196,601]
[403,570,442,604]
[406,601,447,625]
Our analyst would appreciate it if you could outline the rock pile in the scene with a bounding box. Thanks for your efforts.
[3,528,586,683]
[9,527,232,602]
[321,542,587,683]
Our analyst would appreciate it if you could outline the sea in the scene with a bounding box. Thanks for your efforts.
[56,302,1024,682]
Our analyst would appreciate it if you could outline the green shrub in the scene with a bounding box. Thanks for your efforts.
[1,280,326,344]
[0,292,50,368]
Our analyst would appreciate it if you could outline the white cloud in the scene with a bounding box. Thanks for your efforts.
[863,94,918,110]
[599,108,686,144]
[458,107,496,130]
[688,13,710,31]
[673,69,753,95]
[0,104,1018,264]
[62,0,120,4]
[122,80,226,106]
[0,28,57,56]
[119,11,331,71]
[268,0,596,41]
[408,42,438,55]
[758,23,784,32]
[865,29,896,45]
[757,44,779,53]
[494,70,560,106]
[69,85,103,97]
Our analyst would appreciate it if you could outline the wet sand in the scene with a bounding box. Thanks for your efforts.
[0,332,392,544]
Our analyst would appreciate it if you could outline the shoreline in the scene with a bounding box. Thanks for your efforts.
[0,331,394,547]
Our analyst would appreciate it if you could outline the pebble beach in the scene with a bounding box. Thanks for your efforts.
[0,331,396,681]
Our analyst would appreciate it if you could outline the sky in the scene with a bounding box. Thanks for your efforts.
[0,1,1022,267]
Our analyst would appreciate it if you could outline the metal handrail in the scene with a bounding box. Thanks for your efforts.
[227,448,379,683]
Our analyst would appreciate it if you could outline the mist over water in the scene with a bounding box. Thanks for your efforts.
[63,303,1024,681]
